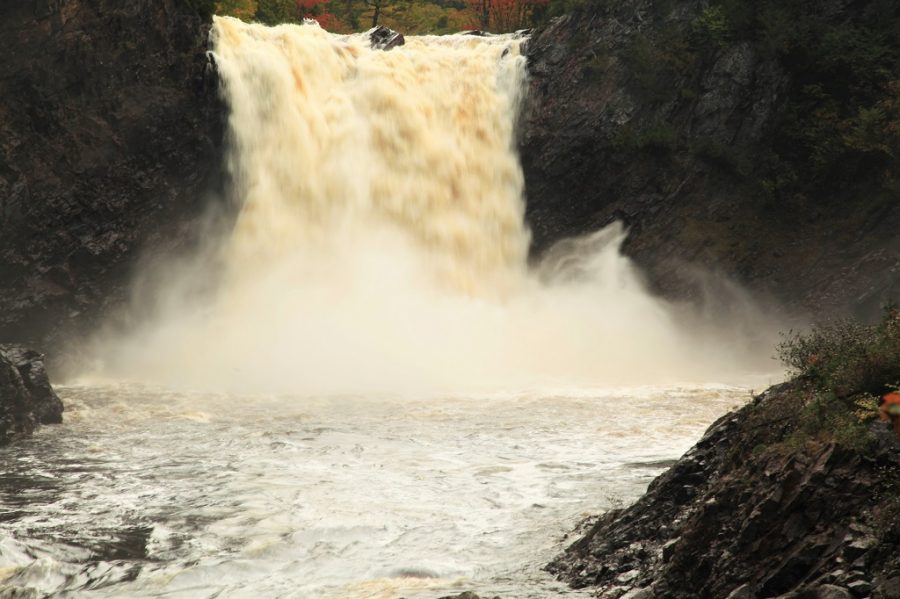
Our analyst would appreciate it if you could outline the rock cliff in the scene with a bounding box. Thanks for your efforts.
[520,0,900,318]
[0,0,223,350]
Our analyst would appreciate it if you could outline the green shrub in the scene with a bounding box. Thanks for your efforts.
[693,5,731,50]
[778,305,900,398]
[794,390,879,452]
[776,305,900,450]
[709,0,900,201]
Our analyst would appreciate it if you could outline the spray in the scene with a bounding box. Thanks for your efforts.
[92,18,778,395]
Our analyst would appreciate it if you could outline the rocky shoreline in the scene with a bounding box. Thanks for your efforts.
[546,382,900,599]
[442,382,900,599]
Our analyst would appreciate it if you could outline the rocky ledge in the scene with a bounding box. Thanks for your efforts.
[548,383,900,599]
[0,345,63,446]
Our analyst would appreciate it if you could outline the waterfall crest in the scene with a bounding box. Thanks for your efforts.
[213,17,530,294]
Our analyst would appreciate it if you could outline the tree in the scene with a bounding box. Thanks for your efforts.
[365,0,385,27]
[332,0,401,29]
[328,0,362,29]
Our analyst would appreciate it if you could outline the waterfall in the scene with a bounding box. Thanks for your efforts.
[213,17,530,295]
[93,17,775,394]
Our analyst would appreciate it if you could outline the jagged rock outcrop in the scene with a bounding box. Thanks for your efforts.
[0,0,224,351]
[520,1,900,318]
[369,25,405,50]
[548,383,900,599]
[0,345,63,445]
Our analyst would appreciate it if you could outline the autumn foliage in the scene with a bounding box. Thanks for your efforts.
[466,0,548,32]
[296,0,337,28]
[216,0,553,34]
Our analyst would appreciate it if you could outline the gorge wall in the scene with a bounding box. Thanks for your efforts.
[0,0,223,350]
[521,0,900,319]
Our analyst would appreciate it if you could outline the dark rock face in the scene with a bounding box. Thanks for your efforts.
[520,3,900,318]
[548,384,900,599]
[369,25,405,50]
[0,0,224,350]
[0,345,63,446]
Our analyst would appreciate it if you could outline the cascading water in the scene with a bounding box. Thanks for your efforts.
[215,18,530,289]
[96,17,774,395]
[0,17,782,599]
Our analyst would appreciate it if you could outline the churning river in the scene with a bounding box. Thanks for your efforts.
[2,16,779,599]
[0,384,759,598]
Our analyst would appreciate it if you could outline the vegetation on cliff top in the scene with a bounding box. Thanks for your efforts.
[777,305,900,451]
[213,0,565,33]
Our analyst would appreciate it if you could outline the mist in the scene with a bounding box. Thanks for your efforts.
[83,18,782,396]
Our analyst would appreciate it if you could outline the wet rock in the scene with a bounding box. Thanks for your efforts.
[847,580,872,597]
[843,537,874,562]
[369,26,405,50]
[875,576,900,599]
[815,585,853,599]
[661,539,679,563]
[726,584,757,599]
[548,383,900,598]
[0,344,63,445]
[616,569,640,584]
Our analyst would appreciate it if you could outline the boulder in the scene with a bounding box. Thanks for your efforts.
[815,585,853,599]
[369,26,405,51]
[0,344,63,445]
